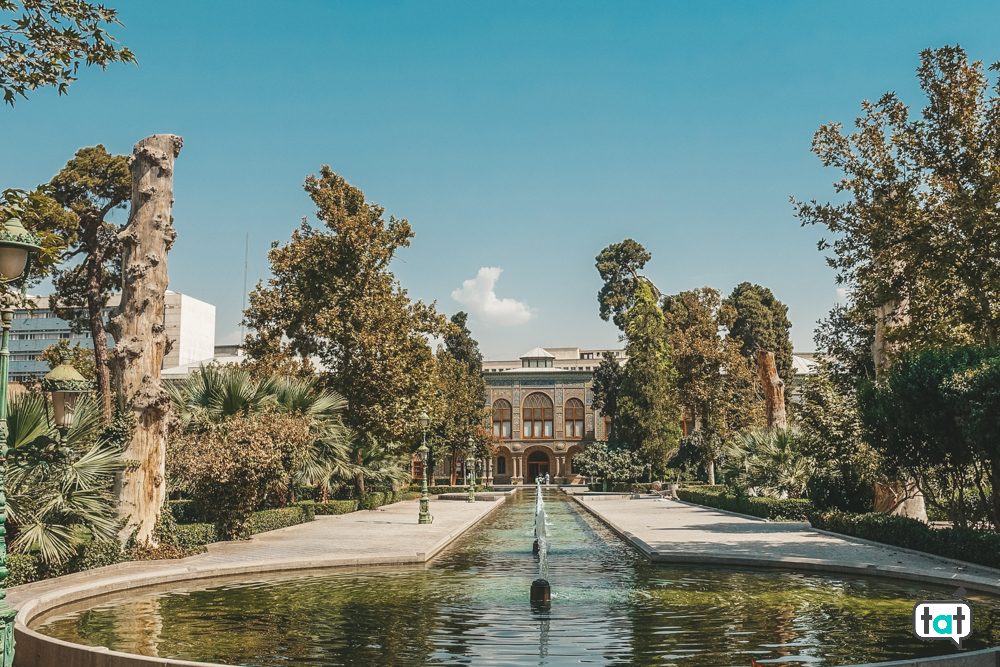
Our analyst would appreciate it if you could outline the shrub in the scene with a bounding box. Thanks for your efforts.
[809,511,1000,569]
[427,486,486,495]
[176,523,219,549]
[249,505,313,534]
[315,500,359,515]
[587,483,652,492]
[398,491,421,501]
[6,553,39,587]
[167,499,202,524]
[167,413,312,540]
[807,468,875,513]
[358,492,387,510]
[677,488,812,521]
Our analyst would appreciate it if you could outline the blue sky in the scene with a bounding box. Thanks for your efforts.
[2,1,999,359]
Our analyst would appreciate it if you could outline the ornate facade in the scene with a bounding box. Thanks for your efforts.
[484,347,623,484]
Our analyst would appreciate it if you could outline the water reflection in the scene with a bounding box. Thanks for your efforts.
[39,489,1000,666]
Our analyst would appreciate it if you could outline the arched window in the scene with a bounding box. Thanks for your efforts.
[565,398,584,438]
[492,399,512,438]
[497,456,506,474]
[523,393,553,438]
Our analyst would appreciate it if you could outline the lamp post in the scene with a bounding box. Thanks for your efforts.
[40,353,93,447]
[0,209,42,666]
[418,411,431,524]
[466,435,476,503]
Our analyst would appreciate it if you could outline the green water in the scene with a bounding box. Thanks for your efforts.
[39,490,1000,666]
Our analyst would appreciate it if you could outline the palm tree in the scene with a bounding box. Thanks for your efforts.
[169,363,277,423]
[5,393,122,562]
[726,427,813,499]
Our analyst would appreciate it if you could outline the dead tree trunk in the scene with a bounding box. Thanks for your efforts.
[755,349,787,429]
[107,134,183,546]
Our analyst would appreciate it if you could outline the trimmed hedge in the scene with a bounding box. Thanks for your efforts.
[809,511,1000,570]
[677,488,813,521]
[7,539,132,588]
[167,499,201,524]
[587,483,652,493]
[315,500,359,515]
[176,523,219,549]
[175,502,316,549]
[427,485,486,495]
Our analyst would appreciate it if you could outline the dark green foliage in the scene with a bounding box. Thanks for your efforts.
[176,523,218,549]
[358,492,387,510]
[591,350,623,440]
[807,468,875,513]
[813,305,876,392]
[596,238,653,330]
[6,553,38,587]
[723,282,793,388]
[314,500,359,515]
[6,539,129,588]
[167,500,201,524]
[810,511,1000,570]
[444,312,483,375]
[677,488,812,521]
[617,282,681,471]
[586,483,653,493]
[248,504,314,534]
[858,346,1000,530]
[426,486,486,494]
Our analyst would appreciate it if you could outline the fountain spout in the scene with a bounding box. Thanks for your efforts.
[531,480,551,606]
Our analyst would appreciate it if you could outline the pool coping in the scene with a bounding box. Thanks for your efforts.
[10,493,510,667]
[570,494,1000,667]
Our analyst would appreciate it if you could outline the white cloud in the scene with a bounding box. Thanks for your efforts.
[451,267,534,326]
[836,288,851,302]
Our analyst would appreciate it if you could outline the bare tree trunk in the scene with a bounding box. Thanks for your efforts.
[107,134,183,546]
[707,460,715,486]
[756,349,787,429]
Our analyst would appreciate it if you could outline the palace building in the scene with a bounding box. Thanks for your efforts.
[483,346,625,484]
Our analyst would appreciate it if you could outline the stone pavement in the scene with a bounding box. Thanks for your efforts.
[9,494,507,613]
[573,495,1000,595]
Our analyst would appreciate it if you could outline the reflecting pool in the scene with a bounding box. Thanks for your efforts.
[39,489,1000,666]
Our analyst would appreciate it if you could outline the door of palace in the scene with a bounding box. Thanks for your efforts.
[526,451,550,480]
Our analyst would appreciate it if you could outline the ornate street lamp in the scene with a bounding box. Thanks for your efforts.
[418,411,432,524]
[41,353,93,445]
[466,435,476,503]
[0,209,42,665]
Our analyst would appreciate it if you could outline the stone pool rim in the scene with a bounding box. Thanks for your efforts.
[10,489,1000,667]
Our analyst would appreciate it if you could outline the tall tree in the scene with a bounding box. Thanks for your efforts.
[0,0,135,104]
[430,347,488,485]
[724,282,794,386]
[107,134,182,546]
[596,238,654,330]
[591,350,623,441]
[662,287,762,478]
[444,311,482,375]
[794,45,1000,352]
[813,304,876,393]
[616,281,681,472]
[243,167,447,488]
[41,145,129,424]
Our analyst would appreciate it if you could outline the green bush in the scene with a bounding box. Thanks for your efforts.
[677,488,812,521]
[176,523,219,548]
[358,492,387,510]
[807,468,875,514]
[167,499,202,524]
[809,511,1000,569]
[427,485,486,495]
[6,553,39,587]
[249,505,313,534]
[315,500,359,515]
[586,482,652,492]
[398,491,421,501]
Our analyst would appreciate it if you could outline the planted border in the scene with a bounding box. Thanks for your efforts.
[809,510,1000,570]
[677,488,812,521]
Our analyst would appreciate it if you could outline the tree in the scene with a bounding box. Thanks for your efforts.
[242,167,447,483]
[596,238,654,330]
[616,281,681,472]
[591,350,623,441]
[571,440,646,490]
[0,0,135,105]
[662,287,762,480]
[444,311,482,375]
[813,304,876,393]
[40,339,95,380]
[794,45,1000,352]
[34,145,130,424]
[726,428,812,499]
[429,347,489,485]
[107,134,182,547]
[724,282,794,385]
[858,346,1000,530]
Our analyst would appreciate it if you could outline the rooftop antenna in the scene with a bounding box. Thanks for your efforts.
[240,233,248,349]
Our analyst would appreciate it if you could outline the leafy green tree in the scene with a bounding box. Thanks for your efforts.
[0,0,135,105]
[616,281,681,472]
[723,282,794,389]
[795,45,1000,351]
[813,304,876,393]
[5,394,121,562]
[444,311,482,375]
[25,146,131,424]
[591,350,623,441]
[596,238,654,330]
[243,167,447,450]
[40,339,95,380]
[429,346,489,485]
[662,287,763,473]
[725,427,812,499]
[571,440,646,489]
[858,346,1000,530]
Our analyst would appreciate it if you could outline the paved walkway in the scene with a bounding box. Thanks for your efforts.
[9,495,506,612]
[574,496,1000,595]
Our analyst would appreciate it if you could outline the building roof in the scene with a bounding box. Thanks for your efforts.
[520,346,555,359]
[791,353,819,375]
